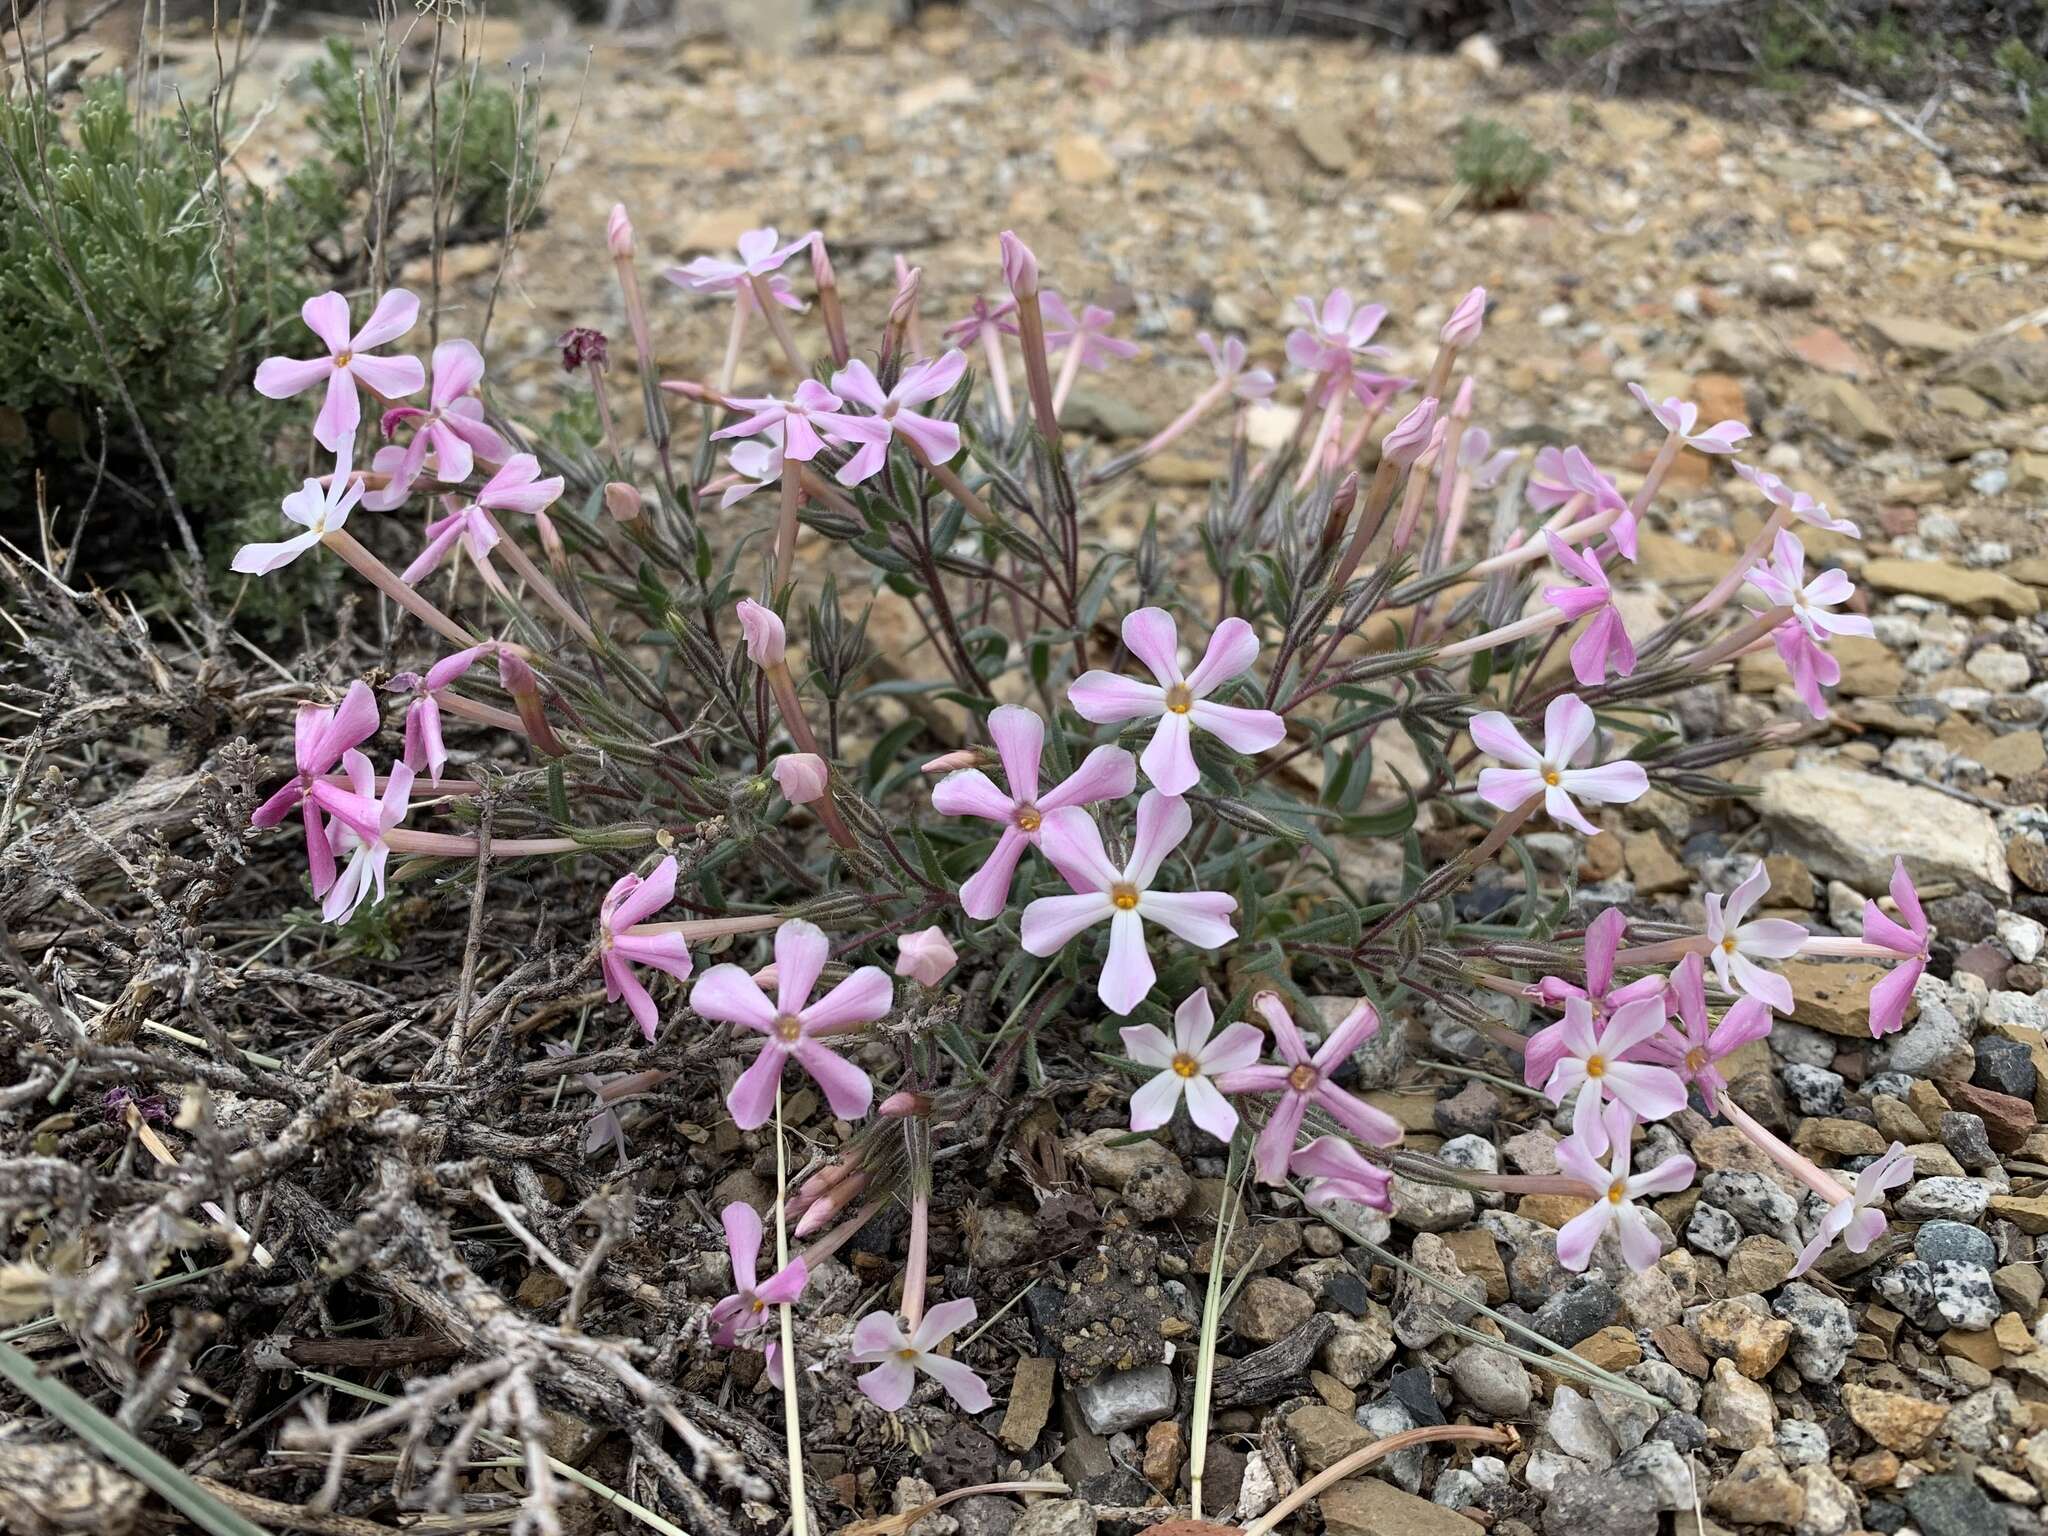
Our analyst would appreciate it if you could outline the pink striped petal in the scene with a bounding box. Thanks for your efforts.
[792,1040,873,1121]
[1469,711,1540,769]
[1039,745,1137,811]
[1067,671,1165,725]
[1036,807,1120,893]
[1185,617,1261,696]
[690,964,778,1033]
[1139,712,1198,795]
[958,826,1031,920]
[1121,608,1185,685]
[799,966,892,1034]
[986,705,1044,802]
[774,920,831,1015]
[1097,909,1155,1015]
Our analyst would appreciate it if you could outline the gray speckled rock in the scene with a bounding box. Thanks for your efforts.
[1779,1063,1848,1117]
[1354,1397,1423,1492]
[1916,1221,1997,1270]
[1873,1259,1943,1329]
[1613,1440,1696,1513]
[1776,1419,1830,1468]
[1688,1203,1741,1259]
[1530,1273,1619,1347]
[1877,989,1975,1079]
[1773,1283,1855,1384]
[1894,1177,1994,1222]
[1449,1343,1532,1417]
[1701,1171,1802,1244]
[1931,1260,2001,1330]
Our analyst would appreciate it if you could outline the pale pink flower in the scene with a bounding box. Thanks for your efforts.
[1627,383,1750,454]
[1290,1135,1395,1213]
[849,1299,991,1413]
[1789,1141,1912,1278]
[666,227,814,297]
[1540,994,1687,1154]
[1554,1102,1696,1272]
[708,1201,807,1379]
[1067,610,1285,795]
[1543,533,1637,687]
[1120,989,1264,1143]
[321,750,414,925]
[1863,857,1928,1038]
[721,426,786,508]
[1772,620,1842,721]
[250,681,385,898]
[598,855,694,1041]
[772,753,830,805]
[1033,292,1140,369]
[1285,289,1390,376]
[931,704,1134,920]
[1526,445,1636,560]
[1705,860,1807,1013]
[1471,694,1649,836]
[1744,530,1873,643]
[255,289,426,452]
[1213,993,1403,1183]
[401,500,498,586]
[827,352,967,483]
[1457,427,1517,488]
[714,380,848,463]
[387,645,488,784]
[735,599,787,666]
[1526,908,1669,1088]
[1021,791,1238,1016]
[944,294,1018,345]
[895,927,958,987]
[1440,286,1487,346]
[1639,953,1774,1113]
[232,435,365,575]
[690,919,889,1129]
[403,455,565,586]
[363,339,511,509]
[1199,332,1276,401]
[1733,462,1860,537]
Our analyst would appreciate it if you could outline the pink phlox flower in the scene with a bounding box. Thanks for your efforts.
[707,1201,808,1378]
[1863,857,1928,1038]
[1744,529,1873,643]
[250,680,385,899]
[1067,609,1286,795]
[826,351,967,484]
[1212,992,1404,1184]
[1471,694,1649,837]
[386,644,488,784]
[1540,994,1687,1155]
[1284,289,1390,376]
[1120,988,1265,1143]
[232,434,365,575]
[722,423,786,508]
[1554,1101,1697,1271]
[1627,383,1751,455]
[404,454,566,584]
[1771,620,1843,721]
[255,289,426,452]
[321,749,414,925]
[1020,790,1238,1016]
[1733,461,1860,538]
[1291,1135,1395,1213]
[1526,908,1668,1088]
[944,294,1018,345]
[1199,331,1276,401]
[931,703,1135,920]
[1526,445,1637,560]
[690,918,889,1128]
[1788,1141,1912,1279]
[362,339,511,509]
[1035,291,1140,369]
[1542,532,1637,687]
[1457,427,1518,489]
[598,854,695,1041]
[665,226,816,297]
[850,1299,992,1413]
[1704,859,1808,1013]
[714,379,847,463]
[402,498,500,587]
[1639,952,1774,1113]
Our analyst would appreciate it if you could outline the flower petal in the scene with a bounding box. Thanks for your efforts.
[1039,745,1137,811]
[301,291,353,354]
[1185,617,1260,696]
[1138,711,1199,795]
[1469,711,1541,769]
[721,1202,765,1291]
[1128,1068,1184,1132]
[1181,1073,1240,1144]
[1126,790,1192,888]
[350,289,420,351]
[348,352,426,401]
[958,826,1031,921]
[253,354,332,400]
[1036,806,1120,893]
[774,919,832,1015]
[1020,891,1114,955]
[985,705,1044,803]
[726,1044,787,1131]
[800,966,893,1034]
[1067,671,1165,726]
[932,769,1014,823]
[690,964,779,1033]
[1098,908,1156,1015]
[1136,890,1237,949]
[1120,608,1185,686]
[791,1039,873,1121]
[1188,699,1285,756]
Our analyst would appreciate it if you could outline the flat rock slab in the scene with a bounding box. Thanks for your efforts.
[1758,764,2010,897]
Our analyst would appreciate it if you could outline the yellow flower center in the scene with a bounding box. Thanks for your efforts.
[1686,1047,1707,1075]
[1164,683,1194,715]
[1014,804,1042,833]
[1607,1180,1626,1205]
[750,1297,766,1313]
[334,350,353,369]
[1542,769,1561,786]
[774,1014,803,1043]
[1585,1055,1606,1079]
[1172,1053,1200,1079]
[1287,1063,1320,1093]
[1721,936,1739,954]
[1111,882,1140,911]
[896,1347,919,1361]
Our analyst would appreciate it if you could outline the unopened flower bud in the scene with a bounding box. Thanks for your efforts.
[888,265,923,326]
[809,234,837,291]
[734,599,786,667]
[998,230,1039,299]
[1382,397,1440,466]
[878,1089,934,1118]
[921,749,984,775]
[793,1172,868,1237]
[1453,375,1476,416]
[1441,286,1486,346]
[604,481,642,522]
[894,926,957,987]
[607,203,634,259]
[772,752,830,805]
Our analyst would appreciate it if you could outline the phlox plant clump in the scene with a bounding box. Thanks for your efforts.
[235,205,1936,1513]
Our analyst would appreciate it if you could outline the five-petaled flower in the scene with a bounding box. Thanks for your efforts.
[1539,994,1687,1154]
[1035,291,1140,370]
[1733,462,1860,538]
[365,339,511,509]
[1789,1141,1912,1278]
[1021,790,1238,1016]
[1471,694,1648,837]
[944,294,1017,346]
[1626,383,1751,455]
[1526,445,1636,560]
[1704,859,1807,1013]
[250,681,385,899]
[1290,1135,1395,1213]
[1640,952,1773,1114]
[597,855,695,1041]
[1068,609,1286,795]
[1543,533,1636,687]
[1199,332,1276,400]
[1214,992,1404,1183]
[233,436,365,575]
[714,379,848,463]
[708,1201,808,1379]
[1863,857,1928,1038]
[255,289,426,452]
[827,352,968,483]
[1554,1102,1697,1272]
[1745,529,1873,645]
[387,645,487,784]
[1771,620,1843,721]
[403,455,566,587]
[321,750,414,925]
[849,1299,991,1413]
[666,226,815,295]
[690,918,890,1128]
[932,704,1135,920]
[1525,908,1669,1089]
[1285,289,1390,378]
[1121,988,1264,1144]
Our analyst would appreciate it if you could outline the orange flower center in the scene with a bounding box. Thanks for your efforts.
[1607,1180,1626,1204]
[334,350,353,369]
[1585,1055,1606,1079]
[1172,1053,1200,1079]
[1721,936,1739,954]
[1287,1063,1320,1093]
[1542,769,1561,786]
[1111,882,1140,911]
[774,1014,803,1043]
[1686,1047,1707,1075]
[1164,683,1194,715]
[1014,804,1042,833]
[896,1347,919,1361]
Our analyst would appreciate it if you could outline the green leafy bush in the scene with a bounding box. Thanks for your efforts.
[1453,116,1552,209]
